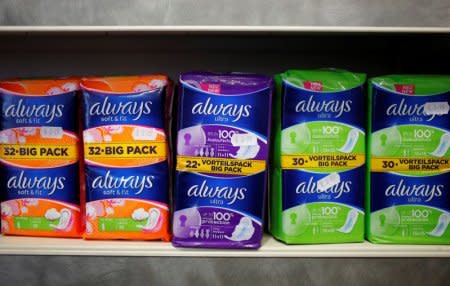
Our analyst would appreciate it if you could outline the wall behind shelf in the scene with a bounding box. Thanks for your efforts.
[0,0,449,27]
[0,256,449,286]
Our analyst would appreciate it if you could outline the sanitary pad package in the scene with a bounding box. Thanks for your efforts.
[271,69,366,244]
[367,75,450,244]
[81,75,172,240]
[0,78,82,237]
[173,72,273,248]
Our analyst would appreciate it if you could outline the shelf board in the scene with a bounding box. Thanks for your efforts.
[1,235,449,257]
[0,26,449,35]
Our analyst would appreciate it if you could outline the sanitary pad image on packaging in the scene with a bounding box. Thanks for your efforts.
[81,75,172,240]
[0,78,82,238]
[173,72,273,249]
[367,75,450,244]
[271,69,366,244]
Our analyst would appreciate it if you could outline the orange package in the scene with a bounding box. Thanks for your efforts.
[0,78,83,238]
[81,75,172,240]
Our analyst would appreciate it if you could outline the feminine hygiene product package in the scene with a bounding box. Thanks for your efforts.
[173,72,273,248]
[81,75,172,240]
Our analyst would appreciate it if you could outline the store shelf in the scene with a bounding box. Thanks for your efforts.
[0,26,449,34]
[1,235,449,257]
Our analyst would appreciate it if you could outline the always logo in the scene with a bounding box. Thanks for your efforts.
[91,170,154,195]
[385,179,443,202]
[191,97,252,122]
[386,99,441,121]
[187,179,247,205]
[295,95,352,118]
[89,96,153,121]
[7,171,65,196]
[3,99,64,123]
[295,176,352,199]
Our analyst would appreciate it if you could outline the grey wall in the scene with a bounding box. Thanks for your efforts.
[0,256,449,286]
[0,0,449,27]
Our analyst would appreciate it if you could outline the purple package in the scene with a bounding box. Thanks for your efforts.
[173,72,273,248]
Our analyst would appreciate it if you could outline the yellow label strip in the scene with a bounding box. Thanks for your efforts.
[371,157,450,172]
[0,144,78,160]
[176,156,266,175]
[281,154,365,170]
[84,142,166,159]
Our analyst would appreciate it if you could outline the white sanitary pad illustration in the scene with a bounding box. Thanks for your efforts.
[338,209,358,233]
[45,208,61,220]
[133,83,151,92]
[83,129,103,143]
[0,130,17,144]
[136,208,161,231]
[86,221,93,234]
[225,216,255,241]
[105,125,124,135]
[105,207,114,215]
[20,127,36,136]
[430,133,450,157]
[1,219,9,232]
[339,129,359,153]
[1,204,13,217]
[132,208,149,221]
[149,79,166,89]
[1,201,20,217]
[86,205,97,219]
[40,127,64,139]
[22,198,39,206]
[427,213,449,237]
[86,202,105,219]
[132,127,157,141]
[50,208,72,231]
[47,86,64,95]
[107,199,125,207]
[18,136,26,144]
[229,144,260,160]
[62,82,78,92]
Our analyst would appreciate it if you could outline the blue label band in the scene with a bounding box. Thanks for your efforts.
[178,83,271,138]
[371,85,450,132]
[175,171,265,220]
[371,172,450,212]
[1,164,80,205]
[282,167,365,211]
[85,163,169,203]
[282,81,366,130]
[1,91,79,132]
[82,88,166,130]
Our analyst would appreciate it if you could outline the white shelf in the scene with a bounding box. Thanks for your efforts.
[0,26,449,34]
[1,235,449,257]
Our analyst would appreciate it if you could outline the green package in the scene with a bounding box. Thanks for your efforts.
[367,75,450,244]
[271,69,366,244]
